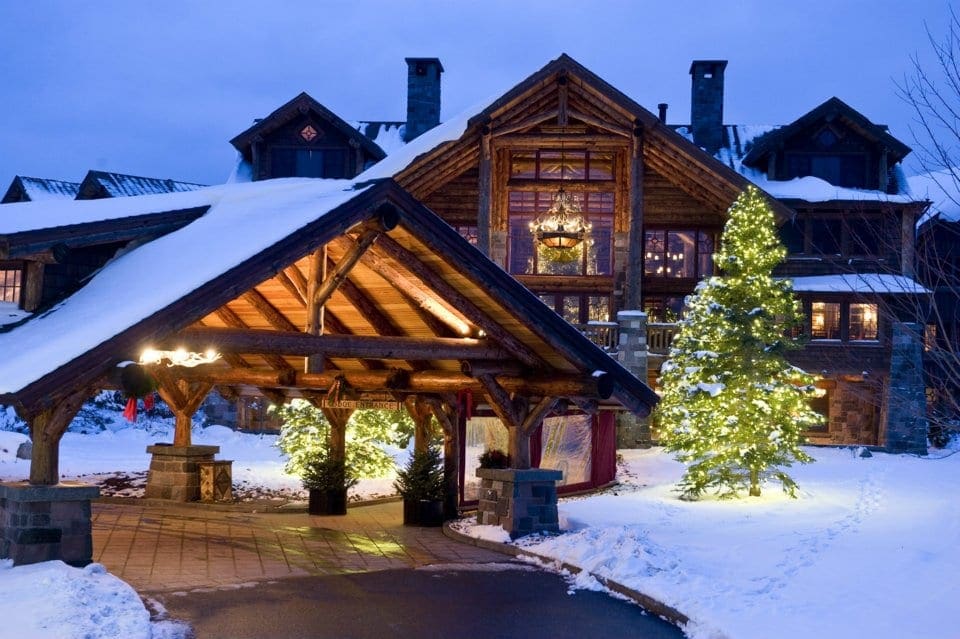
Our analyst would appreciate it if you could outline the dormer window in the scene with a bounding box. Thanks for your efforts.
[0,263,22,305]
[785,152,866,188]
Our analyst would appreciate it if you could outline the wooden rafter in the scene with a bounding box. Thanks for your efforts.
[372,235,548,369]
[242,288,298,332]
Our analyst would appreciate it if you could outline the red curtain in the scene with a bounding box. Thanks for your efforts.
[591,411,617,486]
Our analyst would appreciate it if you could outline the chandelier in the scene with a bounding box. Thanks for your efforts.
[529,187,591,249]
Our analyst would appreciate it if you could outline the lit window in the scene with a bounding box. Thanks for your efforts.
[811,302,841,340]
[644,230,714,279]
[849,303,878,341]
[0,268,21,304]
[509,150,613,182]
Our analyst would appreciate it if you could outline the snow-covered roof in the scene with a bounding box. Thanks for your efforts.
[79,170,206,199]
[0,185,223,235]
[908,169,960,224]
[785,273,930,295]
[12,176,80,201]
[677,124,920,204]
[0,177,368,394]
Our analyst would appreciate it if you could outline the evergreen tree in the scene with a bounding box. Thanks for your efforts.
[657,186,821,499]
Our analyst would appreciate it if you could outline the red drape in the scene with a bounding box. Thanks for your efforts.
[591,411,617,486]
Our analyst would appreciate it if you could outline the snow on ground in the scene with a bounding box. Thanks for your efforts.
[0,406,406,503]
[457,446,960,639]
[0,560,181,639]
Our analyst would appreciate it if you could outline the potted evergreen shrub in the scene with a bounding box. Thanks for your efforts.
[302,455,358,516]
[394,444,445,526]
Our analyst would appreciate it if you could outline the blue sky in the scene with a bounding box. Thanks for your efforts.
[0,0,950,187]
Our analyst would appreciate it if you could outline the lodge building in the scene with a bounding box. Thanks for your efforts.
[0,55,934,496]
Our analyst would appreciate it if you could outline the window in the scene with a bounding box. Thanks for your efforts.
[788,214,890,258]
[0,266,21,304]
[807,387,830,432]
[785,153,867,188]
[270,148,347,179]
[509,150,614,182]
[807,300,880,342]
[849,303,878,341]
[644,230,715,279]
[508,191,614,276]
[811,302,841,340]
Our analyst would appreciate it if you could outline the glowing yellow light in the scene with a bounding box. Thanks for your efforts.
[140,347,221,368]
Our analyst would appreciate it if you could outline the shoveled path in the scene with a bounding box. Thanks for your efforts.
[92,500,502,592]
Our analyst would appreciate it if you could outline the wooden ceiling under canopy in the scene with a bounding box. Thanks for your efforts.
[3,179,656,418]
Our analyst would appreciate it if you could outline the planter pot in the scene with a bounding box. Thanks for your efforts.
[402,498,444,527]
[308,488,348,516]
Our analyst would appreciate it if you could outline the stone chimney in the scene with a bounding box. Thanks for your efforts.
[689,60,727,154]
[657,103,668,124]
[404,57,444,142]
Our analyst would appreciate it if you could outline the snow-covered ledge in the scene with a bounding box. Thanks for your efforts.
[476,468,562,538]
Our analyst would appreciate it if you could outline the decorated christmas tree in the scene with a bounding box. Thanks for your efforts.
[657,186,821,499]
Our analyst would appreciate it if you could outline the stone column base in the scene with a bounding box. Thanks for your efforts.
[476,468,562,539]
[0,482,100,567]
[145,444,220,501]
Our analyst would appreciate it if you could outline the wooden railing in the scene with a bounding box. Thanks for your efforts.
[575,321,679,356]
[647,322,679,355]
[578,321,619,352]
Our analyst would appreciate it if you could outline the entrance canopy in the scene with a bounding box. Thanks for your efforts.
[0,177,656,420]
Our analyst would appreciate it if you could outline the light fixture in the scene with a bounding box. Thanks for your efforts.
[140,348,221,367]
[529,187,591,249]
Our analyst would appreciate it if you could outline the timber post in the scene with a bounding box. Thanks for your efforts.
[426,394,460,520]
[320,408,352,463]
[2,388,99,566]
[145,367,219,501]
[404,396,436,456]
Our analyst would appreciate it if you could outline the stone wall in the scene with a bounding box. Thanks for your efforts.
[0,482,99,566]
[145,444,219,501]
[476,468,561,538]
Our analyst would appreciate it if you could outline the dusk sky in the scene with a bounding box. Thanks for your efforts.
[0,1,951,187]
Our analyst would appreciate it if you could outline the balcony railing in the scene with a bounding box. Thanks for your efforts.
[576,321,680,355]
[578,321,619,352]
[648,322,679,355]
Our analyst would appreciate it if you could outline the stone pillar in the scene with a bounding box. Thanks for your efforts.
[884,322,928,454]
[476,468,561,538]
[616,310,652,448]
[0,482,99,566]
[490,230,508,269]
[144,444,220,501]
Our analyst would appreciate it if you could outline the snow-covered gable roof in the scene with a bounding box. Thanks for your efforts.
[675,124,920,205]
[2,176,81,203]
[0,177,369,395]
[77,170,206,199]
[786,273,930,295]
[230,92,387,163]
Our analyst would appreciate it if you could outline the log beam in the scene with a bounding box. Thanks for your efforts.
[320,408,353,463]
[166,367,611,399]
[170,327,512,362]
[625,125,645,309]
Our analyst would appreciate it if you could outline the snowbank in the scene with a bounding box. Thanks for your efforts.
[458,447,960,639]
[0,560,153,639]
